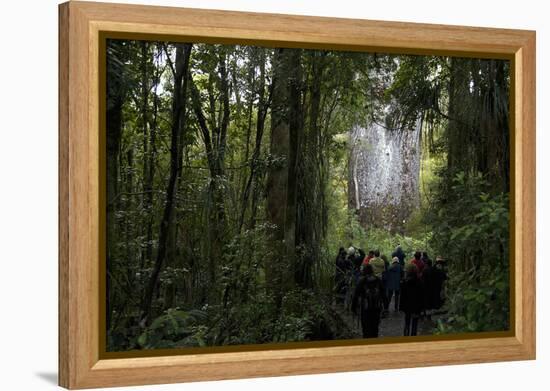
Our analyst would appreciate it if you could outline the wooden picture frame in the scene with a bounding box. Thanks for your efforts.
[59,1,536,389]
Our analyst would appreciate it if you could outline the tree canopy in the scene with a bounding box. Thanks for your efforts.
[106,39,510,351]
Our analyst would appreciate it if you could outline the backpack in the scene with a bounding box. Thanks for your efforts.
[362,276,383,311]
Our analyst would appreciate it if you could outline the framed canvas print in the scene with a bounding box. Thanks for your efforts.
[58,1,536,389]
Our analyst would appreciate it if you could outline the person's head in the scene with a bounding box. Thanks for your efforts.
[374,249,380,258]
[392,256,399,264]
[414,251,421,260]
[348,246,356,256]
[339,247,345,255]
[421,251,429,260]
[395,244,402,252]
[368,250,375,257]
[362,263,374,276]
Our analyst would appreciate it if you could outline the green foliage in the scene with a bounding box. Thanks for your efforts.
[428,172,510,333]
[326,205,430,260]
[137,308,208,349]
[197,223,355,346]
[384,56,447,131]
[205,288,352,346]
[436,264,509,333]
[106,38,511,351]
[363,227,432,260]
[219,222,278,302]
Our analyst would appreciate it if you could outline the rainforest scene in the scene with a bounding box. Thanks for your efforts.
[105,39,511,351]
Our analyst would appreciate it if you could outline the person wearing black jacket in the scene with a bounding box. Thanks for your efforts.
[347,246,365,295]
[431,257,448,310]
[421,259,434,312]
[399,264,425,336]
[352,264,384,338]
[334,247,351,304]
[391,245,406,268]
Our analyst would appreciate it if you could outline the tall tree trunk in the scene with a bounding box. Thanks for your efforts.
[266,49,290,301]
[266,48,303,301]
[239,49,270,232]
[139,42,153,268]
[124,148,134,284]
[189,49,230,290]
[106,40,127,332]
[286,48,303,269]
[446,58,509,194]
[478,59,509,192]
[295,53,324,288]
[446,58,470,174]
[106,97,122,332]
[140,43,193,325]
[144,45,161,270]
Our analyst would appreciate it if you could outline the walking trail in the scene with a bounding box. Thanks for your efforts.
[336,295,437,339]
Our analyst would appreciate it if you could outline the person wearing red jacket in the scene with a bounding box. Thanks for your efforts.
[409,251,425,277]
[362,250,375,266]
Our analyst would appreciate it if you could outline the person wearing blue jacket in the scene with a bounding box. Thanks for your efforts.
[385,257,403,311]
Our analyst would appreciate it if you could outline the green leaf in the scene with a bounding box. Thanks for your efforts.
[137,332,147,347]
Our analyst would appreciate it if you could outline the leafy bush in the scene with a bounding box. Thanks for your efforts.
[428,172,510,333]
[137,308,208,349]
[204,288,353,346]
[436,264,509,333]
[363,227,432,260]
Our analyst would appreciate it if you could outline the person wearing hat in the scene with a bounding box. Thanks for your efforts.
[391,244,406,268]
[347,246,363,290]
[431,256,447,310]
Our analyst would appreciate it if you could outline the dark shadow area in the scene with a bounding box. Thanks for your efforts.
[35,372,58,385]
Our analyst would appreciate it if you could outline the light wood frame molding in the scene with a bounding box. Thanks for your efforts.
[59,1,536,389]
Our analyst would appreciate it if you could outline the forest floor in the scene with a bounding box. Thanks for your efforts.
[336,296,438,339]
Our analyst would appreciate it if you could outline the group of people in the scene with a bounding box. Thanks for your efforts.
[334,245,447,338]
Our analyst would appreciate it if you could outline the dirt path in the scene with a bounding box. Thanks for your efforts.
[336,295,437,339]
